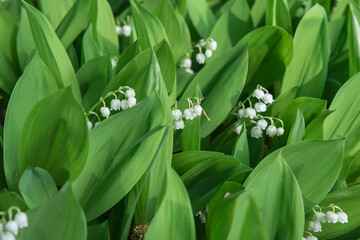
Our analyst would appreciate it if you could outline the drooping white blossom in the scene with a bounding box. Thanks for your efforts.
[257,119,268,130]
[125,89,136,98]
[121,99,129,110]
[234,123,243,134]
[182,58,192,68]
[306,236,318,240]
[193,105,202,117]
[127,97,137,108]
[251,126,262,138]
[1,232,15,240]
[5,221,18,236]
[196,53,206,64]
[14,212,28,229]
[238,108,246,118]
[262,93,274,104]
[325,211,338,223]
[173,120,185,130]
[337,212,348,224]
[87,121,93,131]
[205,49,213,58]
[185,68,194,74]
[276,127,284,136]
[266,125,277,137]
[115,26,122,36]
[111,58,117,69]
[184,108,193,120]
[245,108,256,119]
[172,109,183,120]
[122,25,132,37]
[253,89,265,99]
[254,102,267,112]
[313,211,326,223]
[100,107,110,118]
[210,40,217,51]
[110,99,121,111]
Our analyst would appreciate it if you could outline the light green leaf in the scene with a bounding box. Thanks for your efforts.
[130,0,169,50]
[18,88,89,185]
[23,1,81,102]
[280,4,330,98]
[144,166,196,240]
[245,152,304,239]
[182,118,201,151]
[266,0,292,34]
[37,0,75,28]
[324,73,360,155]
[304,109,333,140]
[186,0,216,37]
[82,26,102,62]
[246,139,344,211]
[19,167,58,209]
[87,221,110,240]
[348,3,360,77]
[18,183,87,240]
[0,190,28,212]
[287,109,305,145]
[233,127,250,166]
[180,44,248,138]
[4,54,58,191]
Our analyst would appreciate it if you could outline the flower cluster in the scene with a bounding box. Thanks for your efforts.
[234,85,284,138]
[307,204,348,234]
[0,207,28,240]
[180,38,218,74]
[171,97,209,130]
[86,87,137,130]
[115,16,132,38]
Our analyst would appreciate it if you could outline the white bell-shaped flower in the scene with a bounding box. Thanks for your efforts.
[127,97,137,108]
[184,108,193,120]
[125,89,136,98]
[115,26,122,36]
[173,120,185,130]
[172,109,183,120]
[14,212,28,229]
[245,107,256,119]
[266,125,277,137]
[302,237,306,240]
[337,212,348,224]
[253,89,265,99]
[5,221,18,235]
[193,105,202,117]
[251,126,262,138]
[111,58,117,69]
[110,99,121,111]
[121,99,129,110]
[306,236,318,240]
[182,58,192,68]
[100,107,110,118]
[238,109,246,118]
[196,53,206,64]
[262,93,274,104]
[210,40,217,51]
[94,122,100,127]
[325,211,338,223]
[122,25,132,37]
[234,123,243,134]
[196,211,206,224]
[87,121,93,131]
[276,127,284,136]
[254,102,267,112]
[1,232,15,240]
[257,119,268,130]
[313,211,326,223]
[205,49,212,58]
[313,221,322,232]
[185,68,194,74]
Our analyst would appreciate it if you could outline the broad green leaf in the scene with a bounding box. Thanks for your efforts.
[250,0,266,27]
[206,182,268,240]
[55,0,91,49]
[271,97,326,149]
[311,185,360,239]
[77,55,111,111]
[73,93,167,221]
[245,152,304,239]
[331,154,354,192]
[18,88,89,185]
[180,44,248,138]
[18,183,87,240]
[37,0,75,28]
[90,0,119,56]
[182,117,201,151]
[19,167,58,209]
[237,26,293,91]
[114,41,142,74]
[130,0,169,50]
[0,5,20,94]
[4,54,58,191]
[88,221,110,240]
[144,166,196,240]
[23,1,81,102]
[287,109,305,145]
[232,127,250,166]
[266,0,292,34]
[0,190,28,212]
[324,73,360,155]
[246,139,344,211]
[172,151,251,213]
[304,109,333,140]
[281,5,330,98]
[82,26,102,62]
[210,0,253,57]
[329,16,347,57]
[186,0,216,37]
[348,3,360,77]
[153,0,188,63]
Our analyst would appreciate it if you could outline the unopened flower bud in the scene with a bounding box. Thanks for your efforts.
[205,49,212,58]
[276,127,284,136]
